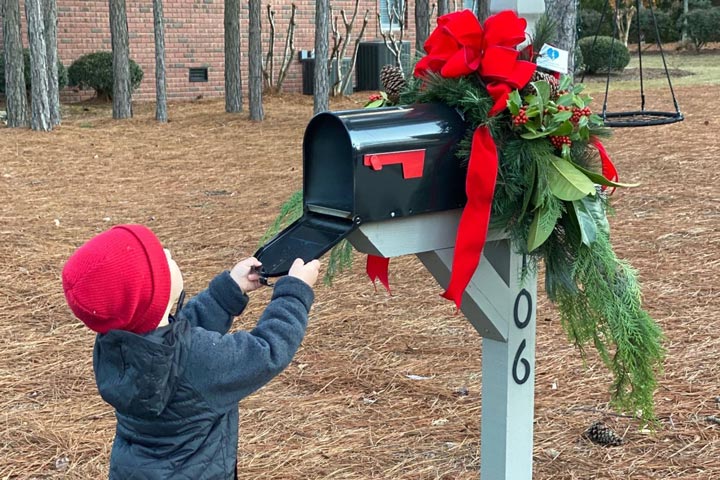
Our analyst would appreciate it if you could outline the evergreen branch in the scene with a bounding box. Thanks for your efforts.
[259,189,304,246]
[555,232,664,423]
[324,239,354,285]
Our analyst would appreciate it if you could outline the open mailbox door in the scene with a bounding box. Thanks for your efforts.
[254,102,468,277]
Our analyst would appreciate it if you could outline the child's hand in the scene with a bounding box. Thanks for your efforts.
[230,257,263,294]
[288,258,321,288]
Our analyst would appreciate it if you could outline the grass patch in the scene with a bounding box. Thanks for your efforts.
[582,50,720,91]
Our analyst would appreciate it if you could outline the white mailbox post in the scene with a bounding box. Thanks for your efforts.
[348,209,537,479]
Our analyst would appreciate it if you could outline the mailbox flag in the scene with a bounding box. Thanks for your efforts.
[363,150,425,179]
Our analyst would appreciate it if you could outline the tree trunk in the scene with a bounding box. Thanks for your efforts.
[476,0,490,23]
[3,0,29,128]
[437,0,449,16]
[109,0,133,119]
[313,0,330,114]
[43,0,60,126]
[224,0,243,113]
[248,0,264,120]
[545,0,577,76]
[24,0,51,131]
[415,0,429,53]
[152,0,168,122]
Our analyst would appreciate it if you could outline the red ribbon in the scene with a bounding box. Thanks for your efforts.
[592,138,618,195]
[441,126,498,309]
[366,255,391,293]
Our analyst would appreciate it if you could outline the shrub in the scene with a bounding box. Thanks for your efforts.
[578,10,614,39]
[0,48,68,95]
[628,9,681,44]
[680,7,720,51]
[68,51,144,99]
[578,36,631,74]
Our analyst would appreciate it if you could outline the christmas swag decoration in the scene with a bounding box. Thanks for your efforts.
[267,10,664,422]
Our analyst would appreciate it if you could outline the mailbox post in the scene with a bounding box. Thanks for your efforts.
[255,103,538,478]
[349,211,537,479]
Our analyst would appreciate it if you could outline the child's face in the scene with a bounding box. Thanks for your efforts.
[164,249,184,303]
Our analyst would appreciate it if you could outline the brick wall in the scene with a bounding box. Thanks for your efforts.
[0,0,419,102]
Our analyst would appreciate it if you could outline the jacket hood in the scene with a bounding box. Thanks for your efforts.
[93,319,190,418]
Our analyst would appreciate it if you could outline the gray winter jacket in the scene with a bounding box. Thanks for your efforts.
[93,272,314,479]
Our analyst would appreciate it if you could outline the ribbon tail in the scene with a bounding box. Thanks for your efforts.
[441,126,499,310]
[592,138,618,195]
[366,255,391,293]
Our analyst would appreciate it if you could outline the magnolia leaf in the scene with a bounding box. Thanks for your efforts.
[528,203,559,252]
[570,199,598,246]
[573,162,640,188]
[519,161,537,219]
[579,194,609,236]
[564,201,584,247]
[548,156,596,200]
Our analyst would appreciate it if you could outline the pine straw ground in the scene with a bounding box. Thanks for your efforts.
[1,85,719,480]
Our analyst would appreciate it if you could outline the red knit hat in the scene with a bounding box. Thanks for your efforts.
[62,225,171,334]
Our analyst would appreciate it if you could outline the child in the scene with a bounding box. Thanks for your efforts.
[61,224,320,479]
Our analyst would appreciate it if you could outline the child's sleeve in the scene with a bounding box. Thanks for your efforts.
[179,271,249,334]
[184,276,314,410]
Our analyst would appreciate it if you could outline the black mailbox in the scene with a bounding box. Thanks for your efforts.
[255,102,468,277]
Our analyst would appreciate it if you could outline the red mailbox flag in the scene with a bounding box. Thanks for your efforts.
[363,150,425,179]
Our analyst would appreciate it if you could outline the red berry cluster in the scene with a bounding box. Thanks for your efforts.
[513,106,529,126]
[368,93,382,102]
[550,135,572,149]
[571,106,592,123]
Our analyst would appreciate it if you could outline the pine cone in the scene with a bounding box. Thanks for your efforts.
[522,70,560,99]
[380,65,406,104]
[584,421,624,447]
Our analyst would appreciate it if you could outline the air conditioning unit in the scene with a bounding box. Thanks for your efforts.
[301,57,354,96]
[355,41,411,91]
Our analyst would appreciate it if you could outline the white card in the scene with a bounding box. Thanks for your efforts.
[536,44,569,75]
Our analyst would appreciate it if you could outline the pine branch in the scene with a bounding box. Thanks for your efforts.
[259,189,303,246]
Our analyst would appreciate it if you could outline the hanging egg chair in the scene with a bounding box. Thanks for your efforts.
[581,0,684,127]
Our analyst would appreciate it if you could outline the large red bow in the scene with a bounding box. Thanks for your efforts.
[414,9,536,116]
[367,10,537,310]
